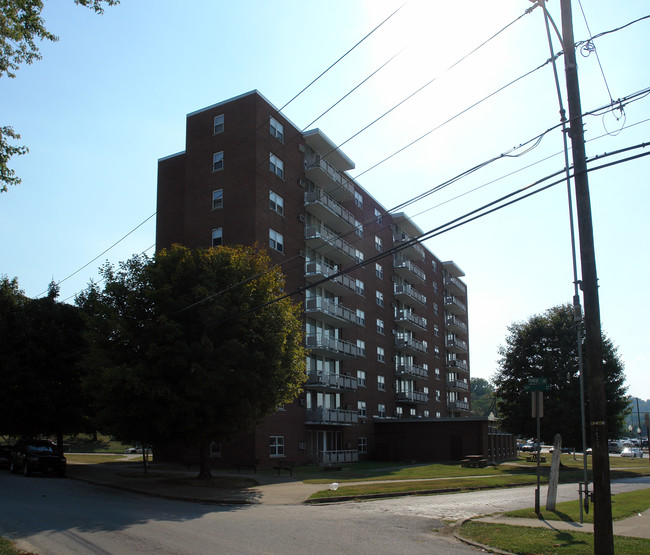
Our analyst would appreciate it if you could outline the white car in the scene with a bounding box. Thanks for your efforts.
[621,447,643,458]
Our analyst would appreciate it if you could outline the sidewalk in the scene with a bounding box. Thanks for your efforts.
[66,460,650,539]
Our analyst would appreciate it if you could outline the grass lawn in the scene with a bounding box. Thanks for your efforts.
[63,434,130,453]
[0,536,32,555]
[458,521,650,554]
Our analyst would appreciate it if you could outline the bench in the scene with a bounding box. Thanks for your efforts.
[235,459,260,473]
[272,460,295,476]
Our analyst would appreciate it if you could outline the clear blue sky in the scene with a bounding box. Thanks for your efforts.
[2,0,649,398]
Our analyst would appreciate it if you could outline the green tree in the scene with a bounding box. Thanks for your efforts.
[493,304,628,446]
[78,244,307,478]
[0,276,89,446]
[470,377,495,418]
[0,0,119,192]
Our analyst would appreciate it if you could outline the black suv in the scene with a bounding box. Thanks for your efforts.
[10,439,66,477]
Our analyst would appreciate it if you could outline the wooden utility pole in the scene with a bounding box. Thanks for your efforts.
[559,0,614,553]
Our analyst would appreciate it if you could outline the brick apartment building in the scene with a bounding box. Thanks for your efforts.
[156,90,473,467]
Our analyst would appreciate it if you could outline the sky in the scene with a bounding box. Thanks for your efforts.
[1,0,649,399]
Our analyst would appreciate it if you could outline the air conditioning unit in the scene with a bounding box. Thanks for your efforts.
[298,214,305,223]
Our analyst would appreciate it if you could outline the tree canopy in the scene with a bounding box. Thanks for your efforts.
[470,377,495,418]
[0,276,89,443]
[493,304,628,446]
[78,244,307,477]
[0,0,119,191]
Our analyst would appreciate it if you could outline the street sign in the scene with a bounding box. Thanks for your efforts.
[525,377,549,392]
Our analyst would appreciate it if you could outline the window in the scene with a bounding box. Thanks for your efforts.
[355,279,365,296]
[378,403,386,418]
[435,367,441,379]
[375,263,383,279]
[269,229,284,253]
[377,346,385,363]
[356,309,365,326]
[269,191,284,215]
[424,410,430,418]
[269,116,284,142]
[374,208,382,225]
[212,151,224,171]
[433,324,439,337]
[376,318,384,335]
[358,436,368,454]
[434,346,440,358]
[356,339,366,357]
[354,191,363,208]
[436,390,441,402]
[376,290,384,307]
[396,406,403,418]
[375,236,382,252]
[410,408,416,417]
[423,386,429,395]
[432,260,438,272]
[358,401,367,417]
[433,302,439,315]
[355,223,363,237]
[269,153,284,178]
[211,227,223,247]
[212,188,223,210]
[357,370,366,387]
[432,282,438,294]
[269,436,284,457]
[436,411,441,418]
[213,114,224,134]
[377,375,386,391]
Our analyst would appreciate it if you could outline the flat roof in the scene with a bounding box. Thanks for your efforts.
[302,128,355,172]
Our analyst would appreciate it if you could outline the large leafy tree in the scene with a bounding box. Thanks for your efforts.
[470,377,495,418]
[0,276,89,445]
[494,304,628,446]
[78,244,307,478]
[0,0,119,192]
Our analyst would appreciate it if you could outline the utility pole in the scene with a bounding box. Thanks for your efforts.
[559,0,614,553]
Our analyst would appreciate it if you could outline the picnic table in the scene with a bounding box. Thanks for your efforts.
[526,453,547,463]
[461,455,488,468]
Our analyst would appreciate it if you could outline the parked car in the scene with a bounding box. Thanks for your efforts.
[124,446,152,454]
[608,441,622,453]
[521,441,540,453]
[10,439,66,477]
[621,447,643,458]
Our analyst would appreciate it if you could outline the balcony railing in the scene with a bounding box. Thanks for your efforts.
[305,224,363,264]
[305,297,359,327]
[304,189,360,233]
[304,154,355,202]
[392,231,425,261]
[321,450,359,465]
[444,295,466,315]
[443,275,467,296]
[445,336,468,353]
[396,363,429,379]
[447,400,470,412]
[393,256,426,282]
[445,314,468,334]
[306,333,361,360]
[394,283,427,306]
[446,358,469,372]
[394,309,427,331]
[306,407,359,425]
[395,335,427,354]
[304,261,357,296]
[396,390,429,404]
[307,371,357,391]
[446,379,470,391]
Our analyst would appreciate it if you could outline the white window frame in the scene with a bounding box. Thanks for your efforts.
[356,309,365,327]
[376,290,384,307]
[377,346,385,363]
[270,116,284,142]
[269,153,284,178]
[354,190,363,208]
[357,370,366,387]
[377,375,386,391]
[269,190,284,216]
[213,114,224,134]
[358,436,368,454]
[269,435,285,457]
[356,339,366,357]
[211,227,223,247]
[212,151,224,172]
[269,228,284,253]
[375,263,383,279]
[376,318,384,335]
[378,403,386,418]
[212,188,223,210]
[375,236,382,252]
[358,400,367,418]
[374,208,382,225]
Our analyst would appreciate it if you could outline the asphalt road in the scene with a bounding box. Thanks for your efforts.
[0,472,478,555]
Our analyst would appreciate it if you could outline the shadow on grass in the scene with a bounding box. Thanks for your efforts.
[554,530,590,548]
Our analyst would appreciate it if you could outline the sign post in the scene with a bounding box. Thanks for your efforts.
[525,378,549,514]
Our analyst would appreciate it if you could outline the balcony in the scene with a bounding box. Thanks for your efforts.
[321,450,359,465]
[306,333,361,360]
[305,297,359,328]
[443,275,467,296]
[445,335,468,354]
[394,283,426,306]
[396,363,429,379]
[444,295,466,315]
[394,309,427,332]
[304,189,360,234]
[446,378,470,392]
[392,231,425,261]
[446,358,469,372]
[395,335,427,355]
[307,371,357,392]
[447,400,470,412]
[306,407,359,426]
[304,154,355,202]
[304,261,357,296]
[393,255,426,282]
[445,314,468,334]
[305,225,362,264]
[396,390,429,404]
